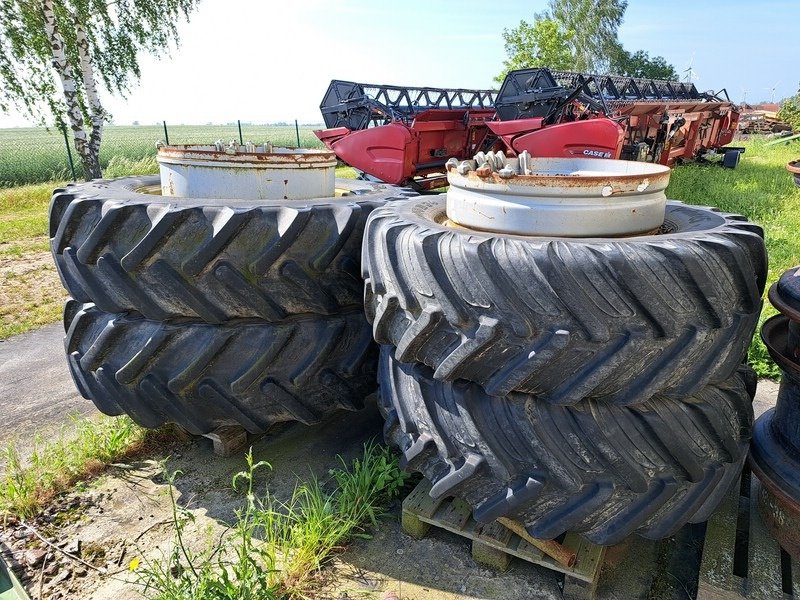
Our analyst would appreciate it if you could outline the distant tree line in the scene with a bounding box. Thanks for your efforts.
[496,0,678,83]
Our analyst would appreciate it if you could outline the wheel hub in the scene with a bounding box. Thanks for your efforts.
[156,141,337,200]
[751,266,800,559]
[444,151,671,237]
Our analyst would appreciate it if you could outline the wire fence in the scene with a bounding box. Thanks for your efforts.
[0,121,325,187]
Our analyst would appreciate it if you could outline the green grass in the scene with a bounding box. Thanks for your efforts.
[0,125,325,187]
[0,181,56,253]
[0,180,65,340]
[135,442,409,599]
[0,416,176,519]
[666,138,800,378]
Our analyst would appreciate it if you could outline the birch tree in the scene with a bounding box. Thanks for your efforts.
[0,0,199,179]
[549,0,627,73]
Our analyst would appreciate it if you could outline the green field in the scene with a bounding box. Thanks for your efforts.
[0,124,325,187]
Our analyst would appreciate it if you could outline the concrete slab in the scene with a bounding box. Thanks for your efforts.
[753,378,780,419]
[0,323,94,457]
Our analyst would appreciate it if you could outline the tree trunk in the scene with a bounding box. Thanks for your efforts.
[75,17,104,177]
[42,0,102,180]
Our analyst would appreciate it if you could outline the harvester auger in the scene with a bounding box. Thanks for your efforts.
[315,68,743,190]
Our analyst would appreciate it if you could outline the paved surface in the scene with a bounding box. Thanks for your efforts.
[0,323,93,456]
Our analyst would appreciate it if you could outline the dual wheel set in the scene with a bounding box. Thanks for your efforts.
[49,147,767,545]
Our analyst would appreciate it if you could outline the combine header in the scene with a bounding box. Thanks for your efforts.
[315,69,742,189]
[499,69,742,167]
[315,79,623,190]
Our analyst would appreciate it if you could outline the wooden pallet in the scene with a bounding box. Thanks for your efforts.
[699,467,800,599]
[401,479,606,599]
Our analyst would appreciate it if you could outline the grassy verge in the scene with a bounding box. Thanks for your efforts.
[134,442,408,600]
[666,138,800,378]
[0,416,179,519]
[0,180,66,338]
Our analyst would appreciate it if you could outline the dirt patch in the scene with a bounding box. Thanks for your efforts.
[2,382,780,599]
[0,406,566,600]
[0,247,66,339]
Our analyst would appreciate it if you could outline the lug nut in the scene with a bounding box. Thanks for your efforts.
[498,166,516,179]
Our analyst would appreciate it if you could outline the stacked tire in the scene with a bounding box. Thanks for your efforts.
[49,175,415,435]
[363,196,768,545]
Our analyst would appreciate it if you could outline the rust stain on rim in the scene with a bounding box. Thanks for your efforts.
[461,170,671,191]
[461,168,671,190]
[157,144,336,166]
[455,157,672,191]
[787,160,800,175]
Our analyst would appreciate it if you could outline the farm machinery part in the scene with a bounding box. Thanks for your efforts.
[364,155,767,544]
[443,151,670,236]
[497,68,743,168]
[315,68,742,189]
[749,266,800,559]
[50,143,417,437]
[156,142,336,199]
[314,79,623,190]
[788,160,800,187]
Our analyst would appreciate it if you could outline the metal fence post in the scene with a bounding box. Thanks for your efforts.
[295,119,301,147]
[61,124,77,181]
[163,120,170,145]
[238,120,244,145]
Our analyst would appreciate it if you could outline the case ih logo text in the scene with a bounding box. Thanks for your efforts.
[583,149,612,158]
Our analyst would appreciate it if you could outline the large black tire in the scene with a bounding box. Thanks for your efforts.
[64,301,377,435]
[363,197,767,405]
[378,346,754,545]
[50,176,416,323]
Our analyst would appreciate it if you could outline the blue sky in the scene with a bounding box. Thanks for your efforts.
[0,0,797,127]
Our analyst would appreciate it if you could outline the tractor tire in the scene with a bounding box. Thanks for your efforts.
[50,176,416,323]
[64,300,377,435]
[363,197,767,405]
[378,346,754,545]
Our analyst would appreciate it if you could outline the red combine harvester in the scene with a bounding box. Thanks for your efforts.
[315,68,742,190]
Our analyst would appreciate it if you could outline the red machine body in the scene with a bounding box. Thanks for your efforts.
[495,69,743,168]
[316,114,623,189]
[485,118,624,160]
[315,108,495,187]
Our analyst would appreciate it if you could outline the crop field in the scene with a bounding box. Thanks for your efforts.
[0,124,325,187]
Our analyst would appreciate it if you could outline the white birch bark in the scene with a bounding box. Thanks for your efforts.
[75,18,104,157]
